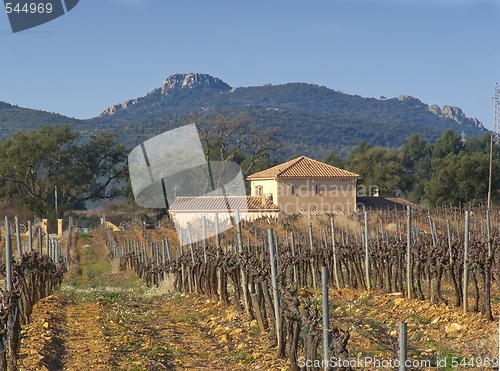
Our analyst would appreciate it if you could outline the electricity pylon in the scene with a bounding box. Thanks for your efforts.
[487,83,500,210]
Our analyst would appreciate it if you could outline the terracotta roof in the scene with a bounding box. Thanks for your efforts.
[357,197,421,211]
[247,156,359,180]
[385,197,421,210]
[169,196,279,212]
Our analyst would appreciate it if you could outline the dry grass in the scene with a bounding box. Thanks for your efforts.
[145,273,176,297]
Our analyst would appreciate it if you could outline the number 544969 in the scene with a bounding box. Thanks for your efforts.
[5,2,53,14]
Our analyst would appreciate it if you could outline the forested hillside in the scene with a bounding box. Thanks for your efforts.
[0,73,487,158]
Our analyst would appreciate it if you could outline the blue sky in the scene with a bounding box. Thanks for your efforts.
[1,0,499,129]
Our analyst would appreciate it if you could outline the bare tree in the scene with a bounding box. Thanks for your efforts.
[197,115,281,177]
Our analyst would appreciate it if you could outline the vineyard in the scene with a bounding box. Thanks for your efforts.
[108,207,500,370]
[0,218,71,370]
[0,207,498,370]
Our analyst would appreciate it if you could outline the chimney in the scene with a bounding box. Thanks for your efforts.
[261,193,267,206]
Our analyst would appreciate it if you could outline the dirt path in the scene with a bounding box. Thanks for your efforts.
[17,232,288,370]
[62,301,113,370]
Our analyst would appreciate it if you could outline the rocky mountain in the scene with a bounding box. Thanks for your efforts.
[100,73,231,116]
[95,73,486,156]
[428,103,483,128]
[0,73,487,158]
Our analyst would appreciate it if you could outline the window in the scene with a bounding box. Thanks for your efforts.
[255,186,263,196]
[315,184,322,195]
[291,184,296,195]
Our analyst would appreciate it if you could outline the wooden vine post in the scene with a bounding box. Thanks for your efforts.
[398,322,407,371]
[45,232,50,258]
[406,208,412,299]
[236,210,253,319]
[268,229,284,358]
[290,231,298,286]
[14,216,22,258]
[179,228,186,291]
[1,218,12,371]
[446,218,452,263]
[66,217,72,266]
[28,221,33,252]
[187,224,196,292]
[202,216,208,263]
[165,238,172,262]
[161,239,167,281]
[309,222,317,289]
[330,217,340,290]
[322,266,330,370]
[5,217,12,292]
[463,210,470,314]
[364,211,371,290]
[215,212,223,301]
[485,209,493,320]
[38,227,43,255]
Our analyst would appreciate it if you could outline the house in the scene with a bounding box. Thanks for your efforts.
[169,156,360,229]
[247,156,359,215]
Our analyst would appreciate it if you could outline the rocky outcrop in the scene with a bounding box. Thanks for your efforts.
[100,73,231,117]
[429,104,484,130]
[160,73,231,95]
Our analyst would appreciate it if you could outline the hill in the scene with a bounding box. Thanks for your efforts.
[0,73,487,158]
[0,101,88,138]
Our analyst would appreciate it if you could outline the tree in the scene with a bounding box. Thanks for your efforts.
[432,129,463,158]
[0,125,126,216]
[424,152,500,206]
[347,141,372,159]
[323,151,344,168]
[197,116,281,177]
[400,134,433,202]
[346,147,408,196]
[401,134,433,169]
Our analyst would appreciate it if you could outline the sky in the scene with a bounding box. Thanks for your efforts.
[0,0,499,129]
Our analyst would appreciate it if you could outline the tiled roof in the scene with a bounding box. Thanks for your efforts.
[169,196,279,212]
[385,197,421,210]
[247,156,359,180]
[357,197,421,210]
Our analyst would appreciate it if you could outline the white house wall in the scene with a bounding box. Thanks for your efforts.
[170,210,279,229]
[250,179,278,201]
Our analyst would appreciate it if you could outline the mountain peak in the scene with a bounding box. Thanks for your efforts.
[160,73,231,94]
[100,73,231,117]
